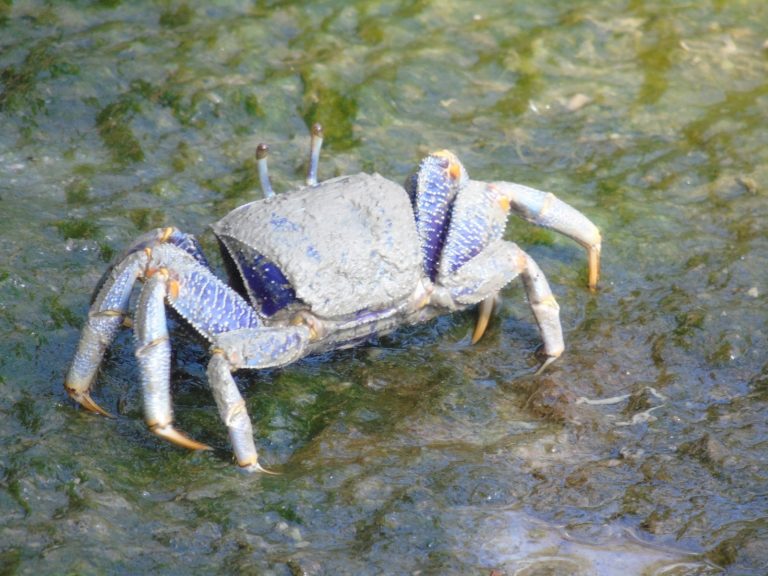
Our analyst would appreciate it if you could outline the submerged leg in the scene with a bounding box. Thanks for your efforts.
[493,182,602,290]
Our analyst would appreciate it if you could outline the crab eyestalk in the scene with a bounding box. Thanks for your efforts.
[256,143,275,199]
[306,122,324,186]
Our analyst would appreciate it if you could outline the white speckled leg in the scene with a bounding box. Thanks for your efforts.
[516,248,564,370]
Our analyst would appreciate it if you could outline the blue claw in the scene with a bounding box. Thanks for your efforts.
[406,151,468,281]
[438,182,509,279]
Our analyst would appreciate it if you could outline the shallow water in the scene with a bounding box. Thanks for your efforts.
[1,0,767,574]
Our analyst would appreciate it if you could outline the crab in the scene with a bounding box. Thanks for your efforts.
[65,124,601,472]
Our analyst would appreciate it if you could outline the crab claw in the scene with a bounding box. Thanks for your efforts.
[66,386,114,418]
[149,423,212,451]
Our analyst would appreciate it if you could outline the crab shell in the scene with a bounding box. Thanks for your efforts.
[212,173,423,319]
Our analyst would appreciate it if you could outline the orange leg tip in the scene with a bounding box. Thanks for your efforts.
[150,424,212,451]
[471,297,495,344]
[588,248,601,292]
[66,387,115,418]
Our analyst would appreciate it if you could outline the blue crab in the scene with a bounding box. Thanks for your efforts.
[65,124,601,471]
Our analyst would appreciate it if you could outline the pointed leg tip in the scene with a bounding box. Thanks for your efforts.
[588,266,600,291]
[150,424,212,451]
[239,460,281,475]
[535,354,560,375]
[470,321,486,344]
[588,248,601,291]
[66,386,115,418]
[471,296,495,344]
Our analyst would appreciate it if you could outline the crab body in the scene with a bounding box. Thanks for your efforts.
[65,125,601,471]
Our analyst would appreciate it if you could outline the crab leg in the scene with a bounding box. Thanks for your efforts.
[207,352,258,468]
[134,268,212,451]
[206,325,311,470]
[129,242,307,468]
[66,228,211,417]
[65,251,147,417]
[306,122,323,186]
[493,182,602,290]
[127,241,265,452]
[516,248,564,372]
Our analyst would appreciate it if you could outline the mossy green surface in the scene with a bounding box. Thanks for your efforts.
[0,1,766,574]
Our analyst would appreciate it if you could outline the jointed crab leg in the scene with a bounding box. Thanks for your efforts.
[516,248,564,372]
[65,251,147,417]
[207,352,258,468]
[65,228,212,417]
[493,182,602,291]
[206,325,311,470]
[67,226,318,466]
[134,268,212,451]
[306,123,323,187]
